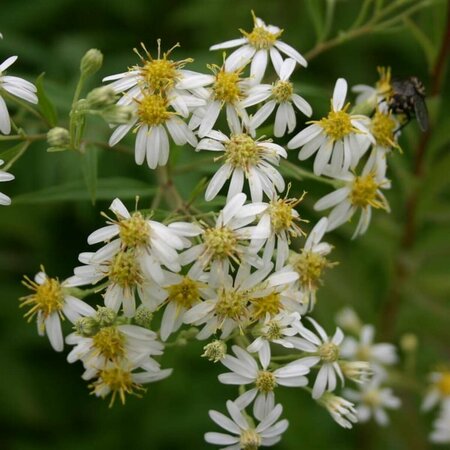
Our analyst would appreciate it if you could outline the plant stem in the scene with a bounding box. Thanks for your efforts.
[281,160,341,187]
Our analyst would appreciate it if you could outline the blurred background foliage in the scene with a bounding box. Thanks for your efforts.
[0,0,449,449]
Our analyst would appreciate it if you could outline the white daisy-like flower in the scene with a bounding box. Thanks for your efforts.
[422,370,450,412]
[194,62,253,138]
[205,399,288,449]
[90,359,172,407]
[196,130,287,202]
[430,398,450,444]
[85,198,200,283]
[184,263,297,340]
[344,375,401,426]
[251,192,307,270]
[287,78,374,176]
[293,317,345,399]
[0,55,38,135]
[210,12,307,83]
[66,321,164,376]
[247,312,302,368]
[218,345,313,408]
[241,58,312,136]
[288,217,335,310]
[318,392,358,429]
[20,270,95,352]
[341,324,398,368]
[0,159,14,205]
[179,193,268,278]
[314,159,391,238]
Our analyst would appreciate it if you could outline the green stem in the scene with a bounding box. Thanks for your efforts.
[3,141,30,171]
[69,74,87,149]
[0,133,47,142]
[281,160,341,187]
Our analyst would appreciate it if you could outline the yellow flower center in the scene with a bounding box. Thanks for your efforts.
[167,277,202,309]
[318,342,340,362]
[213,70,243,104]
[108,250,143,288]
[203,226,239,261]
[362,389,381,407]
[118,212,150,248]
[350,173,386,209]
[137,94,171,126]
[376,66,392,97]
[371,110,397,149]
[215,289,248,321]
[264,320,283,340]
[20,276,64,319]
[272,80,293,103]
[437,373,450,396]
[241,22,282,50]
[142,58,178,91]
[291,250,335,291]
[255,370,277,393]
[251,292,282,320]
[240,429,262,450]
[225,134,261,169]
[92,326,125,361]
[318,103,354,141]
[356,345,371,361]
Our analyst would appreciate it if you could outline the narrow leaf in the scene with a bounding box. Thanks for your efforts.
[36,73,58,127]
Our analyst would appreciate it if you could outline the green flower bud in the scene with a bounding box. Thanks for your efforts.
[134,305,153,328]
[86,86,117,109]
[95,306,116,327]
[47,127,70,147]
[80,49,103,77]
[74,316,98,337]
[101,105,135,124]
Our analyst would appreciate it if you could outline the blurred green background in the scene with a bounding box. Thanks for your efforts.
[1,0,449,449]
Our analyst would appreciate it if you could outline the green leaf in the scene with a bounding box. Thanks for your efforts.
[35,73,58,127]
[12,178,156,204]
[0,141,29,170]
[82,145,98,205]
[403,17,435,71]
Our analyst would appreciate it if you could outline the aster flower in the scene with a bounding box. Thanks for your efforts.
[20,270,95,352]
[422,370,450,412]
[218,345,313,407]
[196,130,287,202]
[314,159,391,238]
[0,159,14,205]
[205,399,289,449]
[0,55,38,134]
[287,78,373,176]
[210,11,307,83]
[341,324,398,368]
[179,193,268,278]
[430,399,450,444]
[241,58,312,136]
[318,392,358,429]
[344,375,401,426]
[293,318,345,399]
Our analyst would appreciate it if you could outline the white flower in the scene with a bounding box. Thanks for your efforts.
[352,67,392,108]
[0,159,14,205]
[335,307,362,335]
[318,392,358,429]
[341,324,398,368]
[314,159,391,238]
[294,317,345,399]
[241,58,312,136]
[0,55,38,134]
[20,270,95,352]
[210,12,307,83]
[218,345,313,408]
[344,375,401,426]
[430,398,450,444]
[205,399,288,449]
[196,131,287,202]
[287,78,373,176]
[422,371,450,412]
[179,193,268,278]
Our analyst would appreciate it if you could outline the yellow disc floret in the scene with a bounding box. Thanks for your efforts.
[215,289,248,322]
[371,110,398,149]
[212,69,243,104]
[224,134,261,169]
[108,250,143,289]
[118,212,150,248]
[318,342,340,362]
[251,292,282,320]
[241,13,283,50]
[255,370,277,393]
[137,94,171,126]
[437,372,450,396]
[20,274,64,320]
[318,103,355,141]
[350,173,387,209]
[272,80,293,103]
[291,250,335,291]
[203,226,239,262]
[268,194,306,236]
[376,66,392,97]
[167,277,202,309]
[240,429,262,450]
[92,326,125,361]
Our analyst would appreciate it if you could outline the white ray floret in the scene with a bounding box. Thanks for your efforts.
[0,159,14,205]
[429,399,450,444]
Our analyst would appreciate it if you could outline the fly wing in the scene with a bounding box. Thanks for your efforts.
[414,95,429,132]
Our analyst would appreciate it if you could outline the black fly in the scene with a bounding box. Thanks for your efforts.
[387,77,429,132]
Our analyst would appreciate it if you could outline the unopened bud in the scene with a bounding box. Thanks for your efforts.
[95,306,116,327]
[340,360,372,383]
[47,127,70,147]
[202,340,227,363]
[101,105,135,124]
[400,333,418,352]
[86,86,117,109]
[134,305,153,328]
[80,49,103,77]
[74,316,98,337]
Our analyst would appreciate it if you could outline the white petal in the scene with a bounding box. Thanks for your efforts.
[332,78,348,111]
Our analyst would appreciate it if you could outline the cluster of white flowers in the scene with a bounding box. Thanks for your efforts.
[16,12,436,448]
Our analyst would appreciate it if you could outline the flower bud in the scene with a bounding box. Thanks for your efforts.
[101,105,135,124]
[400,333,418,352]
[74,316,98,337]
[318,392,358,429]
[202,340,227,363]
[340,360,372,383]
[80,49,103,77]
[95,306,116,327]
[86,86,117,109]
[47,127,70,147]
[134,305,153,328]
